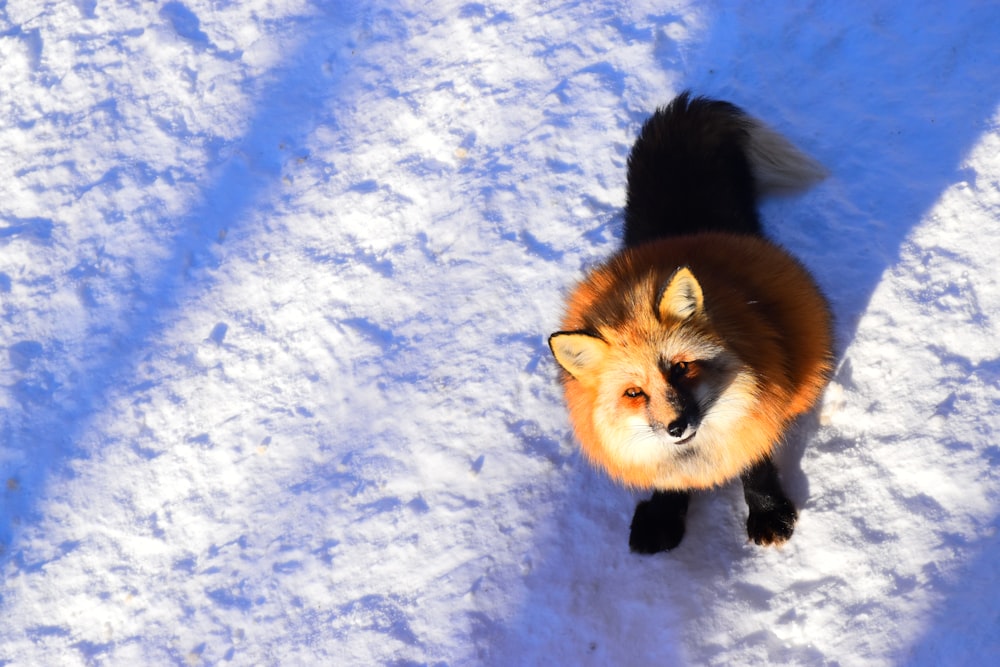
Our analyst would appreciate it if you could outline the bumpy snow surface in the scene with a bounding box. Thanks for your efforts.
[2,1,999,665]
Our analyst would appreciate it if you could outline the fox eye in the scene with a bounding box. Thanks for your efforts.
[670,361,691,380]
[624,387,646,399]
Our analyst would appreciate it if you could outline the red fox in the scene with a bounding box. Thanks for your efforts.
[549,93,833,552]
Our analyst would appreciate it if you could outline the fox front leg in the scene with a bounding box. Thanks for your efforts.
[629,490,690,553]
[741,456,797,545]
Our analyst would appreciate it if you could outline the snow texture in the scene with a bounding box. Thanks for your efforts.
[1,0,999,665]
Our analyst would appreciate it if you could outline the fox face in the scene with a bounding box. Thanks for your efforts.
[550,268,762,488]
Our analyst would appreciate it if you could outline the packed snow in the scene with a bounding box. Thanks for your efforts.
[1,1,999,665]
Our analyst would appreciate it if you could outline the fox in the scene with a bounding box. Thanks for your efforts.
[548,92,834,553]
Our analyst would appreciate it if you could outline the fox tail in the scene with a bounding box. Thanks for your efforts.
[623,91,825,247]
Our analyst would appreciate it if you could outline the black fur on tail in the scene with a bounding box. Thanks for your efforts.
[623,92,762,247]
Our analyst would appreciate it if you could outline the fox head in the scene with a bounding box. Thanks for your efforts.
[549,267,753,482]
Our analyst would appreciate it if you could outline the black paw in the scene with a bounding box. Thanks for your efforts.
[746,498,797,546]
[629,495,687,554]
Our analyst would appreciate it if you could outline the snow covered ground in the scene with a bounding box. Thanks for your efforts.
[1,0,999,664]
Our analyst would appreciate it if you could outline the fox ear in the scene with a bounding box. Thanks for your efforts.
[658,267,704,321]
[548,331,608,382]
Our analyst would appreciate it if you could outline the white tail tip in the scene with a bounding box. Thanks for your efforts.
[743,117,828,195]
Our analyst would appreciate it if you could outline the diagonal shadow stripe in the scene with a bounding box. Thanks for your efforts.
[0,1,356,570]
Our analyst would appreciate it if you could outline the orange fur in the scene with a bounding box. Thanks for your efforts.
[552,232,833,491]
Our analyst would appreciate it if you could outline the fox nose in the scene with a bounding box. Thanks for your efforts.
[667,418,687,439]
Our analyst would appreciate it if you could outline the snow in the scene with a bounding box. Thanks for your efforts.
[1,0,999,665]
